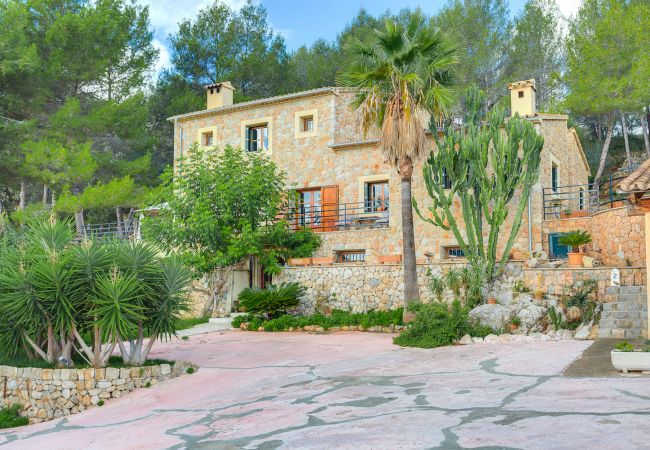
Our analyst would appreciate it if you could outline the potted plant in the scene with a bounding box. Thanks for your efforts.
[508,316,521,332]
[611,341,650,373]
[559,230,592,267]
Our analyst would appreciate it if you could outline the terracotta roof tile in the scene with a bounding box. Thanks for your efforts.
[617,158,650,193]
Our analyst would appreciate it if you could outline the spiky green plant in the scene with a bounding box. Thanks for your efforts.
[238,282,306,315]
[427,273,445,302]
[444,267,462,299]
[414,85,544,282]
[558,230,592,253]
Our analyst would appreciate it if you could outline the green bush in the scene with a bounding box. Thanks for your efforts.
[0,405,28,429]
[231,308,404,331]
[393,301,492,348]
[558,230,592,252]
[238,282,306,314]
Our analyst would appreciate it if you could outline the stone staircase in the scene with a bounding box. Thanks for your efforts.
[598,286,648,339]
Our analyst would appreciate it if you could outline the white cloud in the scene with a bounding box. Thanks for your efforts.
[153,39,171,74]
[557,0,582,19]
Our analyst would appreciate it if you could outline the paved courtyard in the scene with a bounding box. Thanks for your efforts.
[1,331,650,449]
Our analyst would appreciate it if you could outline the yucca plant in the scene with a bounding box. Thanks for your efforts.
[238,282,306,315]
[444,267,462,299]
[428,273,445,302]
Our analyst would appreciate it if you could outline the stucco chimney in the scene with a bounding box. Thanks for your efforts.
[507,79,536,117]
[205,81,234,109]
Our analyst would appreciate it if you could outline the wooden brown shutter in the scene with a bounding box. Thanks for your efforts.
[321,185,339,232]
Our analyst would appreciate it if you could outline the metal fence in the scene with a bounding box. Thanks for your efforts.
[79,222,140,241]
[286,201,389,232]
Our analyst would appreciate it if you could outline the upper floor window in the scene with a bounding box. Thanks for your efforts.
[301,116,314,132]
[202,131,214,147]
[365,181,389,212]
[551,163,559,192]
[246,124,268,152]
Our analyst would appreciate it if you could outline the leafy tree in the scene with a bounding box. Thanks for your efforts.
[506,0,565,112]
[436,0,511,108]
[414,86,544,284]
[143,145,320,316]
[169,0,287,101]
[565,0,646,181]
[338,15,460,318]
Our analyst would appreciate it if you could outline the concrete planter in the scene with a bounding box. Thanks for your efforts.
[611,350,650,373]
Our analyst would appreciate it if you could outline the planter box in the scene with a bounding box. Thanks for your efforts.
[311,257,334,266]
[377,255,402,264]
[611,350,650,373]
[288,258,311,266]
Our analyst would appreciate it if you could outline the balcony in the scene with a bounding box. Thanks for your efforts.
[286,200,389,232]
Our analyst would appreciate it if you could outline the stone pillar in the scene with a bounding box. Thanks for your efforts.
[642,211,650,338]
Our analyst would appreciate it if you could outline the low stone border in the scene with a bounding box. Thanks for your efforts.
[239,323,406,333]
[458,329,575,345]
[0,361,196,423]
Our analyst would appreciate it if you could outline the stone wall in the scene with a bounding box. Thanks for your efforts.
[542,206,646,267]
[276,261,645,313]
[522,267,646,302]
[0,361,194,423]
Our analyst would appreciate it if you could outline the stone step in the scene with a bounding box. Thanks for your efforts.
[602,311,645,319]
[607,286,647,295]
[598,328,643,339]
[602,303,647,312]
[598,319,645,330]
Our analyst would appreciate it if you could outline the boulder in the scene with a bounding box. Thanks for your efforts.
[497,289,514,306]
[588,325,599,340]
[574,321,593,340]
[516,303,547,333]
[458,334,473,345]
[484,334,499,343]
[566,306,582,322]
[469,304,511,331]
[525,258,538,268]
[472,337,484,343]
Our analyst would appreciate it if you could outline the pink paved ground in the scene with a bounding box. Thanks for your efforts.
[1,331,650,449]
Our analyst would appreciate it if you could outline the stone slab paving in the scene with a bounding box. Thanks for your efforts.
[1,332,650,449]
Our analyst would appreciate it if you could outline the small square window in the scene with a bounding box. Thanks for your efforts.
[202,131,214,147]
[518,90,524,98]
[301,116,314,132]
[335,250,366,263]
[246,124,268,152]
[444,246,465,259]
[365,181,389,212]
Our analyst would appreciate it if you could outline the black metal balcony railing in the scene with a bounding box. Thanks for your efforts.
[542,184,599,219]
[286,201,389,232]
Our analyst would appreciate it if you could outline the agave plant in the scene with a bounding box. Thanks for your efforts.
[427,273,445,302]
[444,267,462,299]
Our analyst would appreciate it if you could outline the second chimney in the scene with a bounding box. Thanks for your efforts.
[205,81,235,109]
[507,79,536,117]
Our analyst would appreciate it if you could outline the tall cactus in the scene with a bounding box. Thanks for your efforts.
[414,85,544,284]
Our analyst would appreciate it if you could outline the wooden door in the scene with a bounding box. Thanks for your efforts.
[321,185,339,232]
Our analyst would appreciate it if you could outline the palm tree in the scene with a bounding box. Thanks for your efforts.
[338,15,460,319]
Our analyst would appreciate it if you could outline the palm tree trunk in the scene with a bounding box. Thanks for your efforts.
[19,179,26,210]
[399,165,420,321]
[593,119,614,182]
[620,111,632,171]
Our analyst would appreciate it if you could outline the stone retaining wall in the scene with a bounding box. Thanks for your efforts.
[0,361,194,423]
[276,261,645,312]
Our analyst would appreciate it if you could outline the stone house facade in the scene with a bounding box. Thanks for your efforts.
[168,80,591,312]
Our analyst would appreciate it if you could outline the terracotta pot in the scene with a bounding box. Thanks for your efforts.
[567,252,584,267]
[487,297,497,305]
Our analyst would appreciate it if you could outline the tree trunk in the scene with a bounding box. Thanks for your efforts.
[116,206,123,237]
[642,110,650,158]
[19,179,26,210]
[43,184,49,206]
[399,159,420,322]
[72,184,85,236]
[593,120,614,182]
[621,111,632,171]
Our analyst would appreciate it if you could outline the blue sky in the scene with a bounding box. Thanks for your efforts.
[138,0,581,73]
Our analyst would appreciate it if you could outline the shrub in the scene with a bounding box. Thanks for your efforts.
[615,341,634,352]
[558,230,592,252]
[393,301,491,348]
[563,278,598,308]
[238,282,306,314]
[0,405,28,429]
[232,308,404,331]
[427,272,445,302]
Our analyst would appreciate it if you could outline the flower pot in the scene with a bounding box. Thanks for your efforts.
[567,252,584,267]
[487,297,497,305]
[611,350,650,373]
